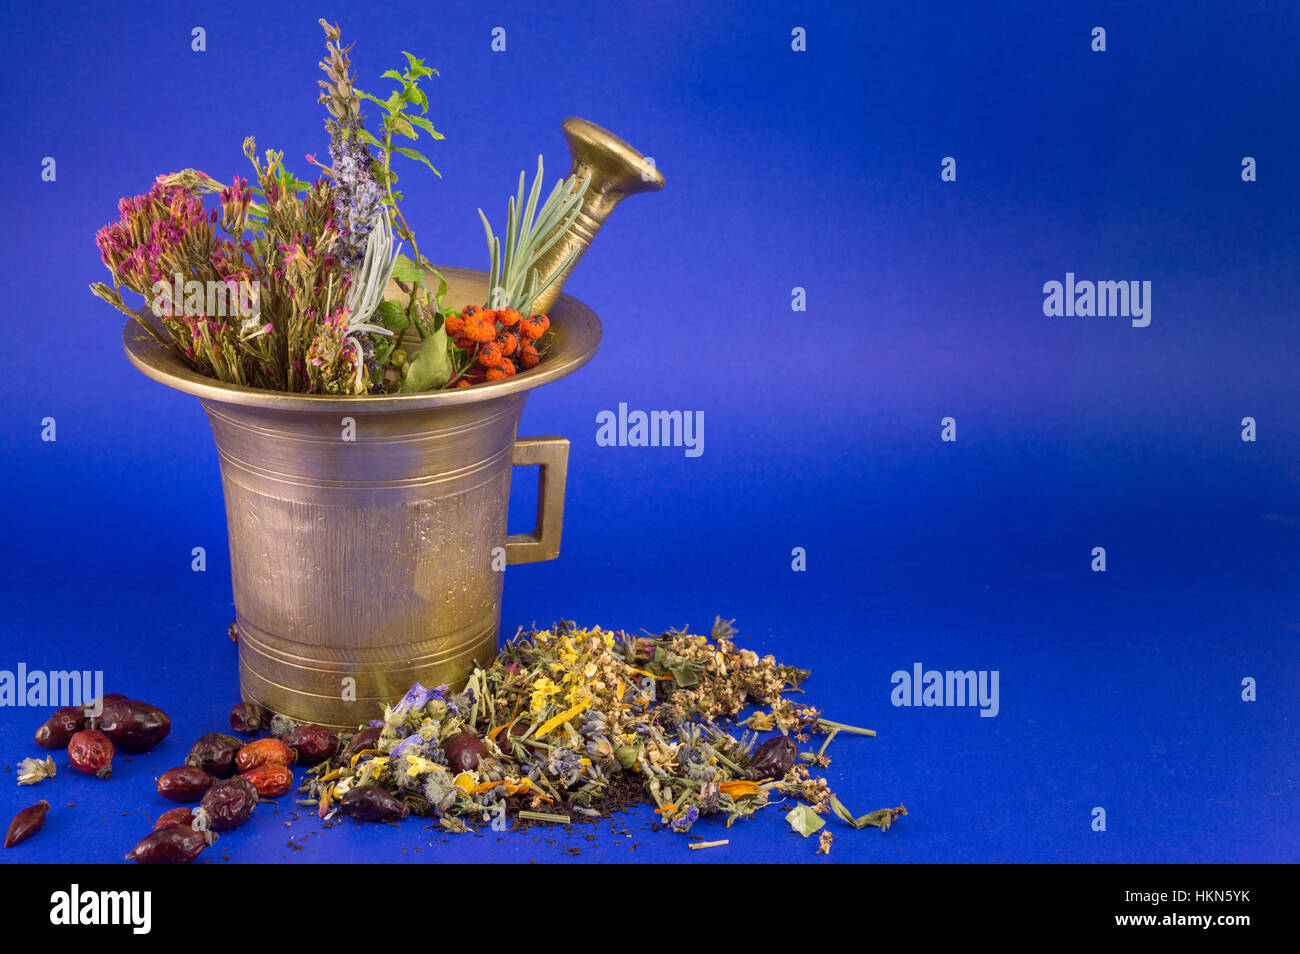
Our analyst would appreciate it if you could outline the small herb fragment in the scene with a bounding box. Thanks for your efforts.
[785,803,826,838]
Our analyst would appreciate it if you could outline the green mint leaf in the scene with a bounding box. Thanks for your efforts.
[389,115,417,140]
[358,90,395,113]
[434,270,448,309]
[401,51,436,79]
[376,300,409,332]
[407,114,443,138]
[391,146,441,177]
[405,85,429,114]
[391,254,424,283]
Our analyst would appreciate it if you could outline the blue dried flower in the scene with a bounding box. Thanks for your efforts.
[389,734,427,762]
[670,806,699,831]
[547,747,582,788]
[394,682,445,716]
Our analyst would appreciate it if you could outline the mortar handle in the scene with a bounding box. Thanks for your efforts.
[505,436,570,564]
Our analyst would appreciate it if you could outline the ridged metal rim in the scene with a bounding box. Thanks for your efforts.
[122,265,602,413]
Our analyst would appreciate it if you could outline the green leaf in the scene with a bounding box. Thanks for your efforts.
[376,300,409,333]
[391,254,424,283]
[669,666,698,688]
[399,84,428,113]
[785,804,825,838]
[406,114,443,139]
[391,146,441,177]
[856,805,908,832]
[358,90,396,113]
[401,51,437,79]
[388,115,417,140]
[829,795,860,828]
[400,324,451,392]
[381,69,404,82]
[405,115,441,139]
[420,270,449,312]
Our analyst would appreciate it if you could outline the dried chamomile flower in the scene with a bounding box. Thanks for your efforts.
[16,756,56,786]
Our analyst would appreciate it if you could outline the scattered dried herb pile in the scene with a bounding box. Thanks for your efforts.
[302,618,907,851]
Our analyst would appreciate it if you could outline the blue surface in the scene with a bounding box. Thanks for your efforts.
[1,0,1297,863]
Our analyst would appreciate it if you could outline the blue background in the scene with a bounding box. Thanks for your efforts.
[1,0,1297,864]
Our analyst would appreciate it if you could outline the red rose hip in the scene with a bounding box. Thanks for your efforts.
[127,825,215,864]
[154,807,195,831]
[68,729,115,779]
[98,699,171,753]
[4,801,50,848]
[442,732,487,772]
[240,763,293,798]
[198,776,258,830]
[283,724,339,764]
[34,707,86,749]
[186,732,244,778]
[157,766,216,802]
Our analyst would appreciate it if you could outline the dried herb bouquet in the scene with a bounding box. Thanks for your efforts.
[90,20,582,395]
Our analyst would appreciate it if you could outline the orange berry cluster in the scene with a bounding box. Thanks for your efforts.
[444,305,550,386]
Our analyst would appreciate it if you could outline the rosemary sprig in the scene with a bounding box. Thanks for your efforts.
[479,155,591,314]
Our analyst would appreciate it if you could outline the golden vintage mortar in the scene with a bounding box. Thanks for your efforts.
[121,119,662,729]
